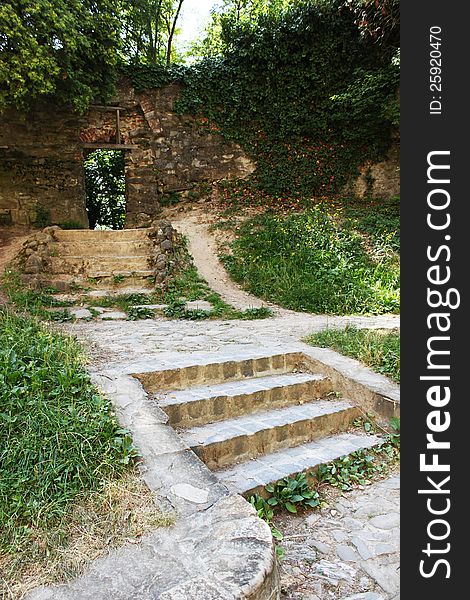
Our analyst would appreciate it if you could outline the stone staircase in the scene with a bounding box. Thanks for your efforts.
[139,352,382,497]
[48,229,154,285]
[17,223,176,290]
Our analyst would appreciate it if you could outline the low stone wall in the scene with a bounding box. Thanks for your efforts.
[346,136,400,199]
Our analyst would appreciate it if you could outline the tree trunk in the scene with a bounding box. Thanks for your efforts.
[166,0,184,66]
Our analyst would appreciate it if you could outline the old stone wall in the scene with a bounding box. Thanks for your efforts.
[0,79,255,229]
[0,106,88,227]
[0,81,399,229]
[346,134,400,199]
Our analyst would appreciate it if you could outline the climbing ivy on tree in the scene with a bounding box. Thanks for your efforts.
[127,0,399,196]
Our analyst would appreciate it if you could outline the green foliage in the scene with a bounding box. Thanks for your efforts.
[125,0,399,196]
[1,271,74,321]
[121,0,186,66]
[34,206,51,229]
[0,0,122,113]
[126,306,156,320]
[265,472,320,513]
[223,204,400,315]
[315,438,399,491]
[305,325,400,382]
[0,310,139,550]
[84,150,126,230]
[57,221,86,230]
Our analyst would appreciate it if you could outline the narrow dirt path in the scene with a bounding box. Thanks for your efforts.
[0,226,31,304]
[173,214,273,311]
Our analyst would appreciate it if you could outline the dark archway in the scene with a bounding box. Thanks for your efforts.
[84,149,126,230]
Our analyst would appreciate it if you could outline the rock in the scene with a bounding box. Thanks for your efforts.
[169,483,210,504]
[308,540,330,555]
[70,308,93,320]
[185,300,213,312]
[336,544,360,562]
[160,239,173,251]
[369,513,399,530]
[332,529,349,543]
[99,310,128,320]
[24,254,43,274]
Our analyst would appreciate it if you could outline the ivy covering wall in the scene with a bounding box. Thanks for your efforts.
[125,0,399,196]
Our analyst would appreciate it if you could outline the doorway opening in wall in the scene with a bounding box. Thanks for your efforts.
[84,149,126,230]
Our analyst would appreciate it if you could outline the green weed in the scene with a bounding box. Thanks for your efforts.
[0,310,139,552]
[305,326,400,382]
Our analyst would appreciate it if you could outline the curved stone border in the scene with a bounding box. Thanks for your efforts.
[26,368,279,600]
[300,345,400,423]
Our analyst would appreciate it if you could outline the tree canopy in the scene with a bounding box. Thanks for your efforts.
[0,0,187,112]
[0,0,122,112]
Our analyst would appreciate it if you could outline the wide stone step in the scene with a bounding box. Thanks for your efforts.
[47,256,150,274]
[54,229,150,242]
[133,351,306,392]
[87,270,155,279]
[157,372,333,428]
[54,240,153,257]
[180,399,360,470]
[218,432,382,496]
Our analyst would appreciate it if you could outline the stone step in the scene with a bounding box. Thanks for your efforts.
[180,399,360,470]
[54,240,153,257]
[218,432,382,496]
[87,270,155,279]
[54,229,150,242]
[47,256,151,275]
[133,351,307,392]
[157,372,333,428]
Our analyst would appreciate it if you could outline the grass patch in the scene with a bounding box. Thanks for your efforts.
[221,201,399,315]
[304,326,400,383]
[0,309,142,555]
[1,471,174,599]
[158,237,273,321]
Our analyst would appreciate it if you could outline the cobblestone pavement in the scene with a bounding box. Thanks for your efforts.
[66,312,399,369]
[276,475,400,600]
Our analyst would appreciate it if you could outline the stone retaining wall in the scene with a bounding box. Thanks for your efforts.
[0,80,255,229]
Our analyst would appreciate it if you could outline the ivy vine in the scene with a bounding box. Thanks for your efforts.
[124,1,399,196]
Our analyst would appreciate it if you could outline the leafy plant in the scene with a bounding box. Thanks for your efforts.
[126,306,155,320]
[249,493,284,557]
[265,472,320,514]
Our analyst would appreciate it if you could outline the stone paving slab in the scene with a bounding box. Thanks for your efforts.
[98,310,128,320]
[181,399,354,448]
[185,300,214,312]
[277,475,400,599]
[219,433,382,495]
